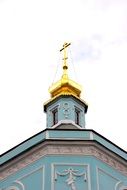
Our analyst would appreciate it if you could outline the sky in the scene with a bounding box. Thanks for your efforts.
[0,0,127,154]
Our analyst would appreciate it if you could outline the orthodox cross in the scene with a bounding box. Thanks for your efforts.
[60,42,71,78]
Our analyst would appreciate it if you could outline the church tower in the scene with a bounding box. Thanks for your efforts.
[1,43,127,190]
[44,42,88,129]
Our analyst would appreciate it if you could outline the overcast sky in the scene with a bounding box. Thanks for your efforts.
[0,0,127,154]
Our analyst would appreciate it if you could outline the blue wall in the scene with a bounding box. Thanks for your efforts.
[1,155,127,190]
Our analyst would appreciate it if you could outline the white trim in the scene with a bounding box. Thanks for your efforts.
[96,166,121,190]
[51,120,82,129]
[74,105,83,113]
[90,132,94,140]
[115,181,123,190]
[115,183,127,190]
[14,181,25,190]
[49,104,60,112]
[45,130,49,139]
[97,167,122,181]
[17,166,44,190]
[96,166,99,190]
[51,163,91,190]
[42,165,45,190]
[18,166,44,180]
[87,164,91,190]
[4,181,25,190]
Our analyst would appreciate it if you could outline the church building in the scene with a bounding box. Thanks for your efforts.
[0,43,127,190]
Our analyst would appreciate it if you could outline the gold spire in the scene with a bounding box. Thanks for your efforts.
[49,42,82,98]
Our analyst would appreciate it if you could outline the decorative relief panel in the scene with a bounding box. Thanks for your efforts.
[63,103,70,119]
[52,164,90,190]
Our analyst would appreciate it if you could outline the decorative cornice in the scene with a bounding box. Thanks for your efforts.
[0,141,127,180]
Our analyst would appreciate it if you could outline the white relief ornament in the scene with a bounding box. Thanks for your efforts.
[55,167,87,190]
[63,103,70,118]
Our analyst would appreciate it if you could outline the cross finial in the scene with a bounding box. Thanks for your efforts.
[60,42,71,79]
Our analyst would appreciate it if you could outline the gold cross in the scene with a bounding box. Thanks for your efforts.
[60,42,71,70]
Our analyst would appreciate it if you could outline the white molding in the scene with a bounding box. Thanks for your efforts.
[14,181,25,190]
[51,163,91,190]
[4,166,44,190]
[115,181,123,190]
[51,120,82,129]
[4,181,24,190]
[96,166,99,190]
[42,165,45,190]
[18,166,44,180]
[97,167,121,181]
[45,131,49,139]
[49,104,60,112]
[18,166,44,190]
[90,132,94,140]
[96,166,121,190]
[115,182,127,190]
[87,164,91,190]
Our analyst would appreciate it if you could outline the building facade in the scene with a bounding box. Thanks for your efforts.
[0,43,127,190]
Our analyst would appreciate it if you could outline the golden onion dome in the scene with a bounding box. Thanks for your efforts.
[49,42,82,98]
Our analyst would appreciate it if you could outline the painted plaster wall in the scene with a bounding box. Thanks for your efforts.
[1,155,127,190]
